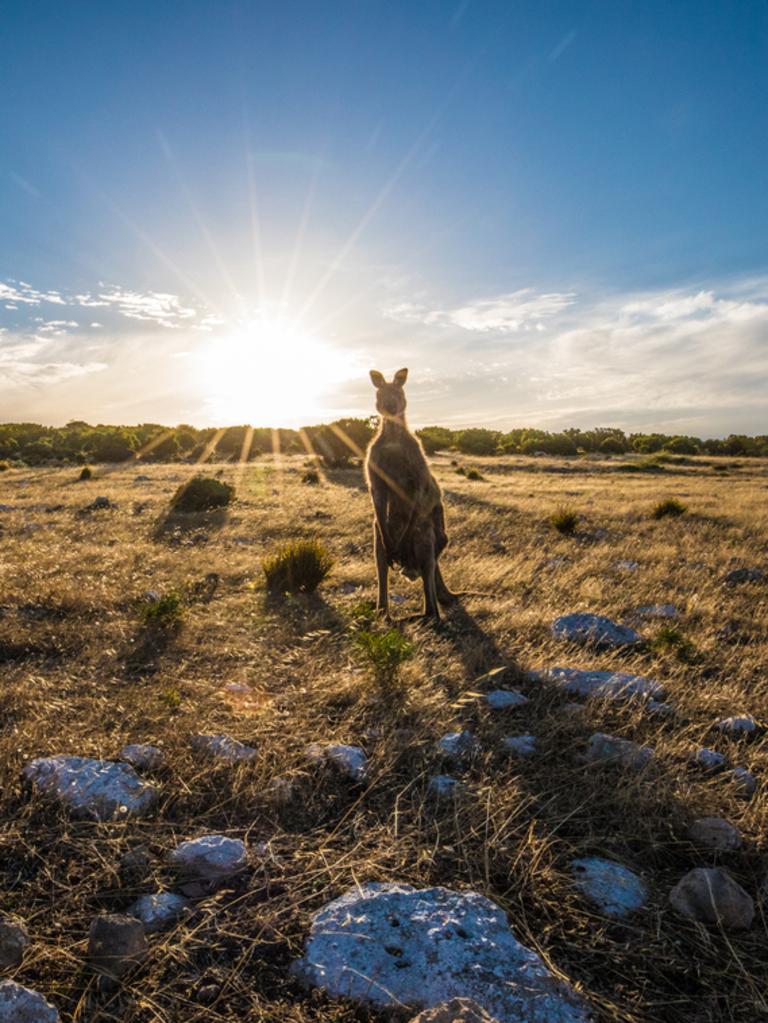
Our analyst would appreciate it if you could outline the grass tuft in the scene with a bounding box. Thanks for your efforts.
[137,590,184,628]
[354,627,413,686]
[550,505,579,535]
[78,466,93,481]
[652,497,687,519]
[170,475,234,513]
[262,538,334,595]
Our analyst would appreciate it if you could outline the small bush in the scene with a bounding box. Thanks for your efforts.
[0,460,9,472]
[170,475,234,513]
[349,599,376,624]
[78,466,92,481]
[355,628,413,686]
[652,497,687,519]
[551,505,579,535]
[465,468,483,481]
[650,625,696,663]
[455,465,466,476]
[138,590,184,628]
[302,469,320,485]
[262,539,333,595]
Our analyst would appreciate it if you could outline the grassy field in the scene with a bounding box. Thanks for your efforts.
[1,453,767,1022]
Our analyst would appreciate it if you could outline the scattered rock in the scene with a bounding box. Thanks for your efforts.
[306,743,368,782]
[81,496,114,513]
[585,732,652,770]
[87,914,147,977]
[722,567,765,585]
[686,818,742,852]
[428,775,464,799]
[436,731,480,762]
[570,857,648,917]
[169,835,248,882]
[119,845,152,884]
[23,756,158,820]
[647,699,674,718]
[128,892,190,933]
[634,604,679,619]
[551,613,642,649]
[485,689,528,710]
[0,918,29,970]
[616,560,639,571]
[714,714,761,736]
[119,744,163,771]
[669,868,754,930]
[0,981,60,1023]
[692,747,727,771]
[409,998,500,1023]
[142,590,161,604]
[547,667,664,702]
[191,734,257,763]
[728,767,757,798]
[293,883,589,1023]
[502,735,537,758]
[266,775,298,803]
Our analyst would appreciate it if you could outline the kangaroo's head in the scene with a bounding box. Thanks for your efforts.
[370,368,408,420]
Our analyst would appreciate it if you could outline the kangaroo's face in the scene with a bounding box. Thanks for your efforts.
[370,368,408,419]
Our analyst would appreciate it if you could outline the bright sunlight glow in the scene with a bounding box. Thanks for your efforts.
[197,314,356,427]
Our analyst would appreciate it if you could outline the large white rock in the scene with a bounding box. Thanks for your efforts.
[169,835,248,881]
[23,756,158,820]
[551,613,642,649]
[570,858,648,917]
[127,892,190,932]
[294,883,589,1023]
[547,668,664,702]
[0,981,60,1023]
[306,743,368,781]
[191,734,257,762]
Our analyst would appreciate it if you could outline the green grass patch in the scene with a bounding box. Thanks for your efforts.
[650,625,697,662]
[170,475,234,513]
[137,590,184,629]
[355,627,413,686]
[262,538,334,595]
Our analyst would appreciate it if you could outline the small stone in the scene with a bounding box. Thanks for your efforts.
[409,998,500,1023]
[669,868,754,930]
[570,857,648,917]
[0,918,29,970]
[586,732,652,770]
[0,981,60,1023]
[88,914,147,977]
[547,667,664,702]
[485,689,528,710]
[88,496,113,511]
[635,604,679,619]
[23,756,158,820]
[119,744,163,771]
[502,735,537,758]
[692,747,727,771]
[119,845,151,884]
[127,892,190,933]
[191,734,257,762]
[723,567,765,585]
[143,590,161,604]
[686,818,742,852]
[169,834,248,882]
[551,613,642,649]
[436,731,480,761]
[647,699,674,718]
[306,743,368,781]
[616,560,639,571]
[714,715,760,736]
[428,775,464,799]
[266,775,297,803]
[729,767,757,798]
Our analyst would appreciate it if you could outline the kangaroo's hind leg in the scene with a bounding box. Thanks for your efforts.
[374,521,389,614]
[435,564,458,607]
[420,541,440,622]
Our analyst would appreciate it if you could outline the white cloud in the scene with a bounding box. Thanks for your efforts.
[384,288,576,332]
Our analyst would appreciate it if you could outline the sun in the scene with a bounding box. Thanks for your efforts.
[197,314,354,427]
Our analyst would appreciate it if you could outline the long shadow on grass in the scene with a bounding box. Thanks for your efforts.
[152,507,230,545]
[438,600,524,683]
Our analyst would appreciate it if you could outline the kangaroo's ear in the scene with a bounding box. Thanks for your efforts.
[393,367,408,387]
[369,370,386,388]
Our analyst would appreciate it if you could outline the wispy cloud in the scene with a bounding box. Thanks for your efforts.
[384,288,576,332]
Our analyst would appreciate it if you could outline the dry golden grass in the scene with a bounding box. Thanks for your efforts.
[0,453,767,1022]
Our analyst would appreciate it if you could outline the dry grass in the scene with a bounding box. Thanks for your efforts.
[0,454,767,1022]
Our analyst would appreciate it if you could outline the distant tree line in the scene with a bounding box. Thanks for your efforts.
[0,419,766,467]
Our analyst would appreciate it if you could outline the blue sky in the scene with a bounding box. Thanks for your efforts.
[1,1,767,433]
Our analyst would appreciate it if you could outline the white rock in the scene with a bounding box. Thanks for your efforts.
[191,734,257,762]
[715,715,760,735]
[729,767,758,798]
[616,560,639,571]
[169,834,248,881]
[128,892,190,932]
[585,733,652,770]
[692,747,727,771]
[119,744,163,771]
[634,604,679,619]
[547,667,664,702]
[485,690,529,710]
[551,613,642,649]
[436,731,480,761]
[0,981,60,1023]
[293,883,589,1023]
[428,775,464,798]
[570,857,648,917]
[23,756,158,820]
[686,818,742,852]
[306,743,368,782]
[502,735,537,758]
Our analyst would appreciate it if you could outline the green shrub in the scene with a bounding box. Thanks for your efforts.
[349,599,376,623]
[652,497,687,519]
[138,590,184,628]
[455,465,466,476]
[355,628,413,685]
[79,466,93,481]
[465,468,483,481]
[170,475,234,513]
[551,505,579,535]
[0,460,9,472]
[650,625,696,663]
[262,538,333,595]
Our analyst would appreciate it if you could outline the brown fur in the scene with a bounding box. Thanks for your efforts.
[364,368,455,621]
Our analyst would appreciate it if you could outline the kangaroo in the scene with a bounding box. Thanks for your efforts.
[364,368,455,622]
